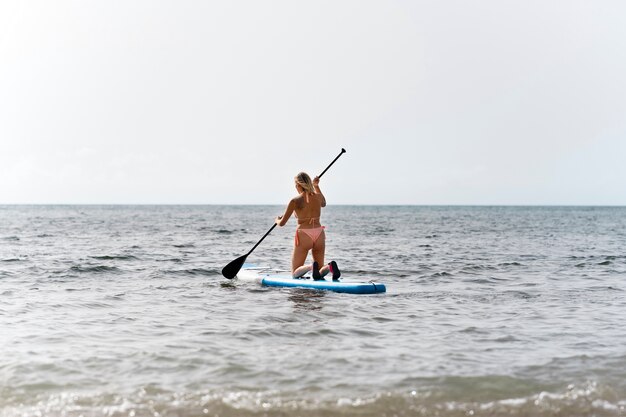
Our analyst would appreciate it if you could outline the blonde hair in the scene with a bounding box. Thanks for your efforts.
[295,172,315,194]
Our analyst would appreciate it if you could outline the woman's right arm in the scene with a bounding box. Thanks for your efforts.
[275,199,296,226]
[313,176,326,207]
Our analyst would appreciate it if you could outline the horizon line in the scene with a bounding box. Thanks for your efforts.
[1,203,625,208]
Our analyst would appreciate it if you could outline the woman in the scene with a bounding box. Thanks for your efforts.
[275,172,340,280]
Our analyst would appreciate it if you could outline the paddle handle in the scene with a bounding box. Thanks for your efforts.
[318,148,346,178]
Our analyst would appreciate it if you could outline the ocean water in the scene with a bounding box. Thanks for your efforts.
[1,205,625,417]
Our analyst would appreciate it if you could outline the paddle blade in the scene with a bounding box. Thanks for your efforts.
[222,254,248,279]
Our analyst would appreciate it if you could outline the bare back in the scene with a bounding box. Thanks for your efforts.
[293,193,323,229]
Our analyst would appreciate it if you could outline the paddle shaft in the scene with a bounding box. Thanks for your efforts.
[247,223,277,255]
[318,148,346,179]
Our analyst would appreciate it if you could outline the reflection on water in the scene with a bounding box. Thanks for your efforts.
[288,288,325,311]
[219,281,238,290]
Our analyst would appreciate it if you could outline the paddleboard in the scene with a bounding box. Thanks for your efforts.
[237,264,386,294]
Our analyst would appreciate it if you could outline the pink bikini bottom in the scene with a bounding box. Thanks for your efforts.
[295,227,325,246]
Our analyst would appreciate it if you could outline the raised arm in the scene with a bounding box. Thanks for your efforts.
[313,176,326,207]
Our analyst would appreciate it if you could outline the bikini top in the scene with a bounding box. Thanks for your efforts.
[297,216,320,226]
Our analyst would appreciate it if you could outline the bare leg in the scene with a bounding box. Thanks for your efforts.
[292,239,311,278]
[311,231,326,275]
[293,263,312,278]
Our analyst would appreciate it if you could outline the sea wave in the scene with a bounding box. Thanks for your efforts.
[1,380,624,417]
[68,265,123,274]
[90,255,140,261]
[161,267,221,276]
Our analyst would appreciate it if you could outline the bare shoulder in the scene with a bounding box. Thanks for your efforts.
[292,195,305,209]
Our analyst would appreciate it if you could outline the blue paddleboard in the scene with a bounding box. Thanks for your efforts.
[237,264,386,294]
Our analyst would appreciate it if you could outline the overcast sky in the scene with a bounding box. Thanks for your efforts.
[1,1,625,205]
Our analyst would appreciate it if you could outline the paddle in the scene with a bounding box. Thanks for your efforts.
[221,148,347,279]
